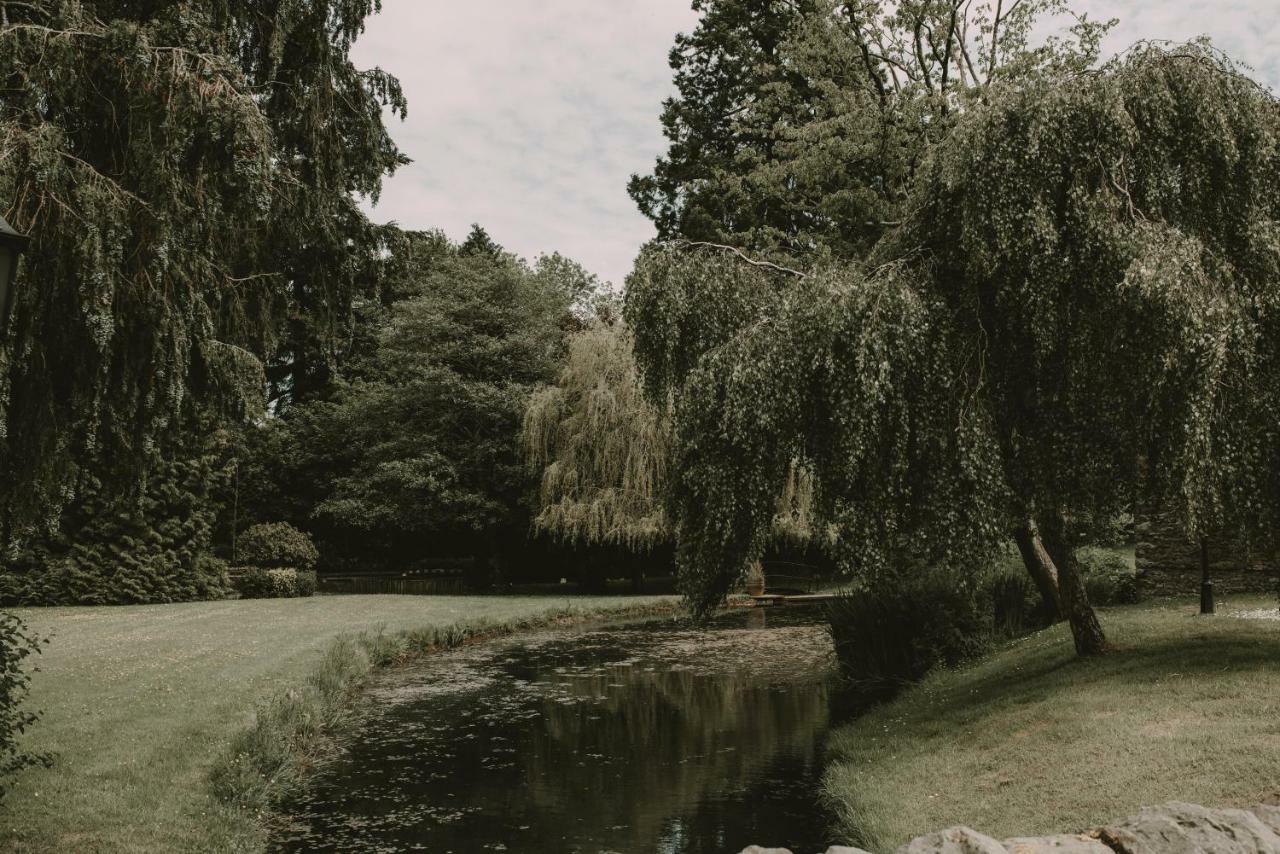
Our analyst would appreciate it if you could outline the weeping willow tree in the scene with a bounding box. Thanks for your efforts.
[524,322,670,549]
[627,45,1280,656]
[524,319,820,570]
[0,1,405,541]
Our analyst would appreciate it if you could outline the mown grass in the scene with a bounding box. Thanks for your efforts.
[823,594,1280,852]
[1,594,672,853]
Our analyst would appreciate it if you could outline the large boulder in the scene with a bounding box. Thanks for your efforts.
[738,802,1280,854]
[1096,802,1280,853]
[1253,805,1280,838]
[1003,835,1112,853]
[897,826,1009,853]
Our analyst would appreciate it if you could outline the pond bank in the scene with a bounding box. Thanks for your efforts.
[822,596,1280,851]
[209,598,682,831]
[273,605,844,853]
[3,594,673,853]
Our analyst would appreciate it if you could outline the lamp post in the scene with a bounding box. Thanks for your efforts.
[0,214,30,338]
[1199,536,1215,615]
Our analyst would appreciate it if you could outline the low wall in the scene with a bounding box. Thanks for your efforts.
[1135,507,1276,597]
[319,574,466,595]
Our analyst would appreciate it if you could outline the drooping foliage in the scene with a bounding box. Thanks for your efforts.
[631,0,1114,257]
[629,250,1007,614]
[913,46,1280,547]
[524,322,671,549]
[0,0,406,540]
[523,317,824,557]
[627,47,1280,656]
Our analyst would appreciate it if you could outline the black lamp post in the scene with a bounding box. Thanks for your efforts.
[0,213,30,338]
[1199,536,1215,615]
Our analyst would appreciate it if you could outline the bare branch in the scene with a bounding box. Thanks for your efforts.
[987,0,1003,85]
[674,240,807,279]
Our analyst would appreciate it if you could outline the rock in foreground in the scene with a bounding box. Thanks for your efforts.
[739,801,1280,854]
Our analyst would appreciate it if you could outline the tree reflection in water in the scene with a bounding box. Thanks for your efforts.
[275,608,840,854]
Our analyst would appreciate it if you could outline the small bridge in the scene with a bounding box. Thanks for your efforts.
[749,561,839,606]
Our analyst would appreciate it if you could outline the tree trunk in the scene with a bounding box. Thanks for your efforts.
[1038,511,1108,656]
[1012,520,1064,621]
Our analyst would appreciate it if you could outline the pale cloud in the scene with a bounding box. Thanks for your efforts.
[353,2,1278,286]
[1074,1,1280,87]
[352,1,697,286]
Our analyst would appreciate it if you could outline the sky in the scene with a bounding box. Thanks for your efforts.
[351,1,1280,287]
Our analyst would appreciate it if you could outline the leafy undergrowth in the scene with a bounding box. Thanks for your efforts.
[823,595,1280,852]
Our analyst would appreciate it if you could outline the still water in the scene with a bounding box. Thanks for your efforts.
[274,607,844,853]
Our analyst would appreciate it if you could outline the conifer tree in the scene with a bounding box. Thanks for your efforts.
[0,1,406,541]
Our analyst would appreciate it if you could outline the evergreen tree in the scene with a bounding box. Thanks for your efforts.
[459,224,504,258]
[631,0,1113,257]
[240,229,604,577]
[0,1,406,543]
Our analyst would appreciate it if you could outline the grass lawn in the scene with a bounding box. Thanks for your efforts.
[1,594,670,853]
[824,594,1280,852]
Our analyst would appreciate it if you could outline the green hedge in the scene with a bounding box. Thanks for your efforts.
[234,567,317,599]
[0,457,230,606]
[829,571,997,691]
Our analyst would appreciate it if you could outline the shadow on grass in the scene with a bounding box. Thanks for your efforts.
[874,611,1280,731]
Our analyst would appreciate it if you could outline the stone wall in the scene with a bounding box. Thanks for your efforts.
[1134,506,1276,597]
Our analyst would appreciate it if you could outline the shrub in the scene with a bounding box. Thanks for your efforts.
[0,612,52,799]
[989,570,1045,638]
[294,570,317,598]
[0,456,232,606]
[829,571,993,691]
[1076,546,1139,606]
[234,566,316,599]
[234,567,274,599]
[236,523,319,571]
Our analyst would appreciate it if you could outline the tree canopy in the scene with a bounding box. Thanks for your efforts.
[630,0,1114,258]
[241,230,602,572]
[0,0,405,541]
[524,321,671,550]
[627,46,1280,655]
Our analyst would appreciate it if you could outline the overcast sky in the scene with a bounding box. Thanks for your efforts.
[351,2,1280,287]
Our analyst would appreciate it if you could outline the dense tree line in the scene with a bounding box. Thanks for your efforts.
[237,228,606,582]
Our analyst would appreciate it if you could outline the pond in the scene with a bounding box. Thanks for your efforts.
[273,606,848,853]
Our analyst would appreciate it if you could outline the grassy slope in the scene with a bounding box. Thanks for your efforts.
[1,594,669,853]
[825,595,1280,852]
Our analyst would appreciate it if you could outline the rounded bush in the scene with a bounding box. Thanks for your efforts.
[237,523,319,571]
[234,566,317,599]
[1076,547,1139,606]
[294,570,318,598]
[234,567,275,599]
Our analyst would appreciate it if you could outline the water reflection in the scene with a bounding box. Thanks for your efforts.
[274,608,840,853]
